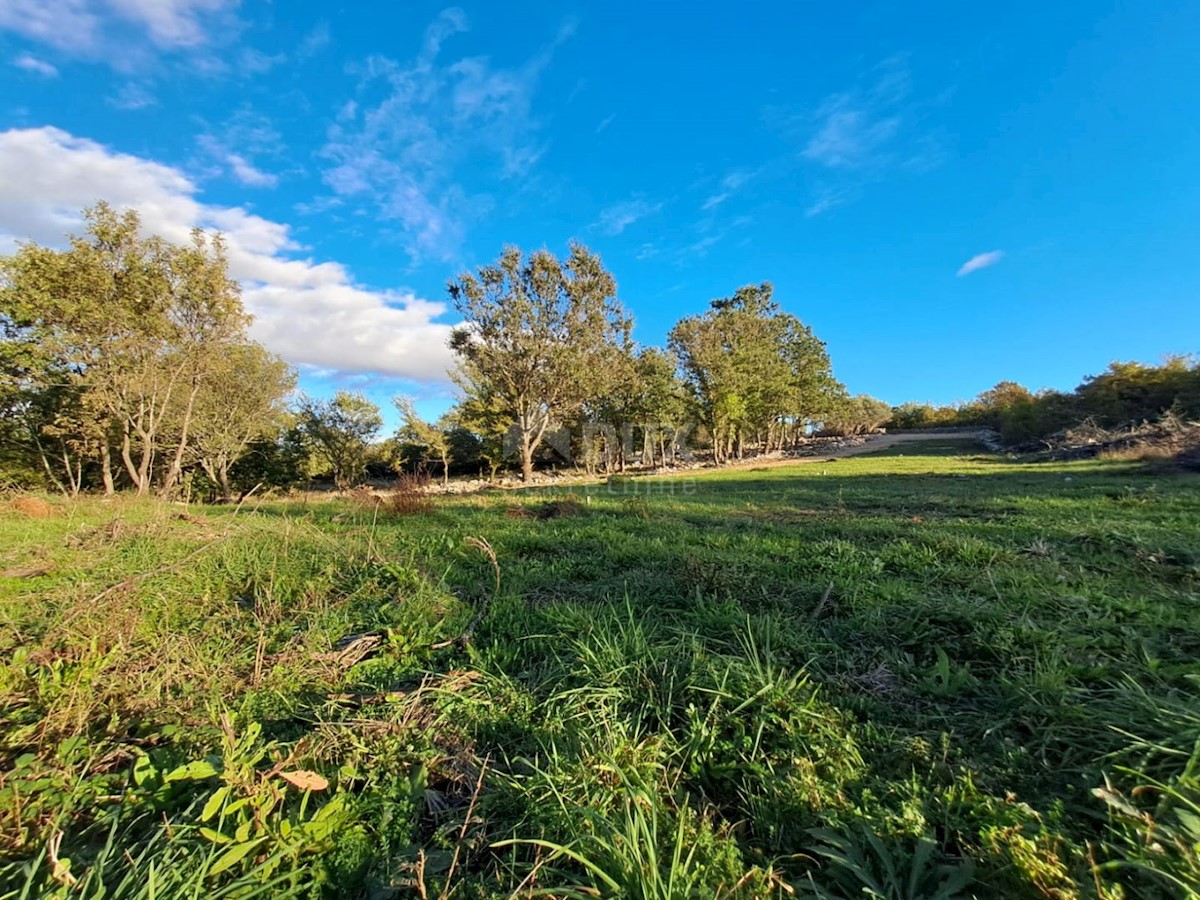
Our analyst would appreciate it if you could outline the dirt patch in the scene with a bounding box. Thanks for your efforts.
[536,498,582,519]
[713,431,989,472]
[10,496,54,518]
[2,564,53,578]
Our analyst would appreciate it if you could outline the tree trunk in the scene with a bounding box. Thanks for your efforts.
[520,440,534,482]
[136,435,154,496]
[100,441,115,495]
[160,381,200,497]
[217,467,233,503]
[61,443,81,497]
[120,430,146,495]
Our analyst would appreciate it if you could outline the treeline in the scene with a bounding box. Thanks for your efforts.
[4,210,895,493]
[891,357,1200,444]
[441,244,887,480]
[27,205,1185,493]
[0,204,297,499]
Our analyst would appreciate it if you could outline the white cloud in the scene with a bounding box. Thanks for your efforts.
[0,127,456,382]
[594,114,616,134]
[225,153,277,187]
[195,109,284,188]
[297,21,330,59]
[108,82,157,110]
[0,1,100,53]
[320,9,572,264]
[12,54,59,77]
[596,198,662,236]
[804,103,900,169]
[956,250,1004,277]
[772,57,947,216]
[804,184,856,218]
[195,139,277,187]
[701,169,754,211]
[802,62,912,171]
[237,48,286,76]
[0,0,237,64]
[106,0,235,47]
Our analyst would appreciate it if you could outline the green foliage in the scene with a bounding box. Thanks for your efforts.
[669,282,839,461]
[448,242,632,481]
[822,394,893,436]
[892,357,1200,446]
[295,390,382,489]
[0,202,293,497]
[801,826,974,899]
[394,395,454,485]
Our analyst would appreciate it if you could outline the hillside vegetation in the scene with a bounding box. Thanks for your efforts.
[2,440,1198,897]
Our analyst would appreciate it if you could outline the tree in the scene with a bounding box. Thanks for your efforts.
[157,230,250,496]
[296,391,382,490]
[0,203,254,496]
[189,343,296,501]
[628,348,688,466]
[821,394,893,435]
[670,283,837,461]
[448,243,632,481]
[1078,356,1199,426]
[395,396,453,485]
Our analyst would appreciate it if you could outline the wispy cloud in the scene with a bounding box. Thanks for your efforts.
[320,8,573,265]
[769,57,948,216]
[804,104,900,169]
[107,82,157,110]
[802,58,913,171]
[12,53,58,77]
[594,113,616,134]
[804,184,856,218]
[297,20,331,59]
[237,47,286,76]
[0,126,456,382]
[596,198,662,235]
[701,169,755,211]
[0,0,240,65]
[226,153,278,187]
[194,108,284,188]
[956,250,1004,277]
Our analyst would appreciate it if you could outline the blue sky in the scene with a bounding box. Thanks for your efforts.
[2,1,1198,430]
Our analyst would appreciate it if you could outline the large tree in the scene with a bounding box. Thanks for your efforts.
[447,243,632,481]
[188,343,296,501]
[157,230,250,496]
[0,203,253,496]
[296,391,382,490]
[670,283,837,461]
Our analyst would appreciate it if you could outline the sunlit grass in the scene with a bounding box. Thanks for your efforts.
[1,440,1198,896]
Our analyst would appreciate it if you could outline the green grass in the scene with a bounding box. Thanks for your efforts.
[1,439,1198,897]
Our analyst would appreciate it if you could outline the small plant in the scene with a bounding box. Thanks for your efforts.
[388,471,433,515]
[922,647,979,698]
[802,826,975,900]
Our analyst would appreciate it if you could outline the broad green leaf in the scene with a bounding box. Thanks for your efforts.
[208,837,266,876]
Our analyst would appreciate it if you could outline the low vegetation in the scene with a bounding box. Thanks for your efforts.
[890,358,1200,446]
[2,439,1198,897]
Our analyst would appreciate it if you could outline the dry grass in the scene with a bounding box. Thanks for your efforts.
[10,496,54,518]
[386,471,433,515]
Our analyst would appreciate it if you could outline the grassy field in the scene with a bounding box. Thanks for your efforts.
[1,439,1198,898]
